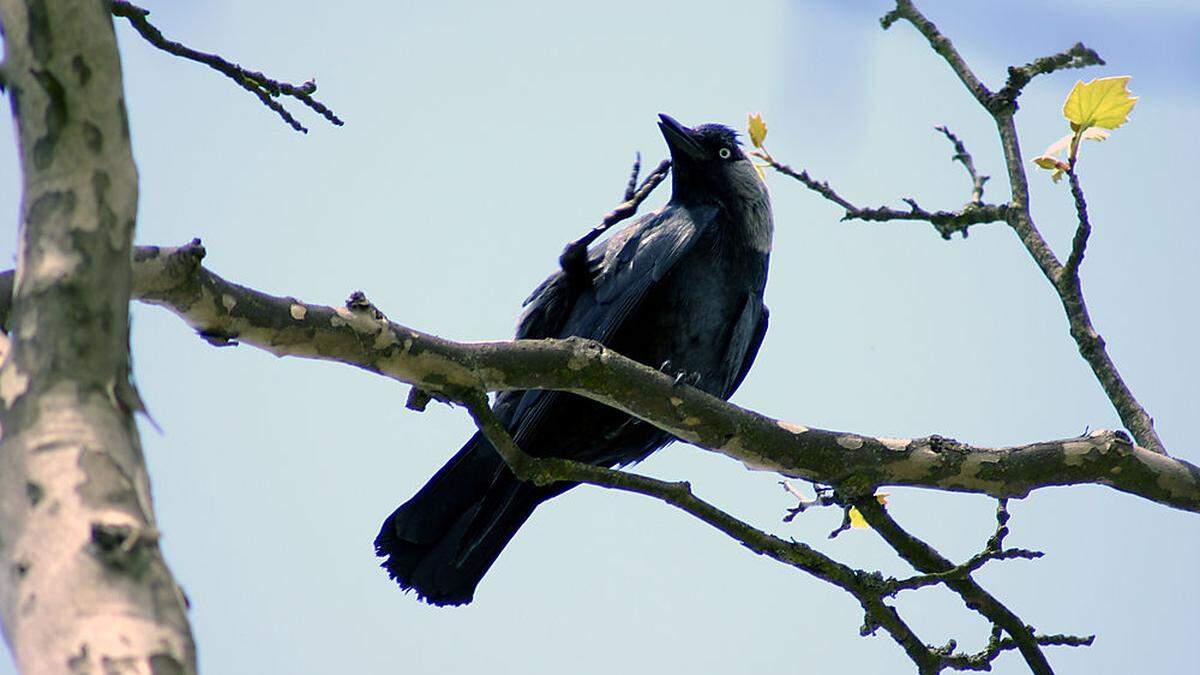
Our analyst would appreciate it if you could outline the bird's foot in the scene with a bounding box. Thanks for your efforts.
[659,360,702,388]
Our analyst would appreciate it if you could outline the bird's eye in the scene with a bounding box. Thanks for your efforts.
[718,147,732,159]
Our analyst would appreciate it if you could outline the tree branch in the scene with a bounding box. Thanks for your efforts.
[2,242,1193,514]
[463,382,1094,673]
[752,152,1008,239]
[110,0,343,133]
[1063,167,1091,281]
[879,0,1168,455]
[935,125,988,205]
[881,0,993,108]
[887,500,1043,594]
[457,390,954,673]
[994,43,1105,113]
[941,627,1094,672]
[852,498,1055,674]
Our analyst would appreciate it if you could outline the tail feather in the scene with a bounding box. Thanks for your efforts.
[375,432,562,606]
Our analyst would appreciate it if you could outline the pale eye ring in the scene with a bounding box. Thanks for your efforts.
[718,147,732,159]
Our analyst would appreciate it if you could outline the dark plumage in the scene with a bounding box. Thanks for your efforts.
[375,114,774,605]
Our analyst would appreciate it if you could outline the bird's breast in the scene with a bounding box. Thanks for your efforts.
[609,231,767,397]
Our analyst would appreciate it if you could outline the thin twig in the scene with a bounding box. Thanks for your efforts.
[853,498,1054,674]
[623,151,642,201]
[942,631,1095,671]
[110,1,343,134]
[1056,164,1163,453]
[994,43,1105,112]
[559,157,671,282]
[888,500,1044,593]
[1063,166,1091,283]
[881,0,993,108]
[935,125,988,204]
[754,152,1007,239]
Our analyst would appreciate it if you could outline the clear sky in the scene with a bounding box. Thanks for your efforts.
[1,1,1197,673]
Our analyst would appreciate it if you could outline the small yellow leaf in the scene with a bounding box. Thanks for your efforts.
[748,112,768,149]
[848,507,868,529]
[1033,156,1068,183]
[1033,155,1067,171]
[1031,128,1109,182]
[1062,76,1138,131]
[848,493,890,530]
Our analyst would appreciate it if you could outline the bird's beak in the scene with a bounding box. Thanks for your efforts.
[658,113,705,161]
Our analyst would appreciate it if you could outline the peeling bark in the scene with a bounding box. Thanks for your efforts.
[0,2,195,674]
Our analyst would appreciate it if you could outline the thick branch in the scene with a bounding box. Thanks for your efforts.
[110,0,342,133]
[2,242,1193,514]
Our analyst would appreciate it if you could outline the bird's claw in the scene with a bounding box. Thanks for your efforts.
[660,360,701,387]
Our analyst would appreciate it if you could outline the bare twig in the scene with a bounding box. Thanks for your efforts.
[935,125,988,204]
[881,0,993,108]
[888,500,1043,593]
[995,43,1106,112]
[559,157,671,282]
[1063,167,1091,286]
[942,630,1095,672]
[109,1,343,133]
[753,152,1008,239]
[852,498,1054,674]
[623,151,642,201]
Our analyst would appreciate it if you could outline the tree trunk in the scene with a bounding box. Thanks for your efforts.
[0,1,195,673]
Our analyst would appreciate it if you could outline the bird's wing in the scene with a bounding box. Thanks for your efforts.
[503,204,712,444]
[577,204,711,341]
[461,207,712,560]
[515,204,709,342]
[721,297,769,398]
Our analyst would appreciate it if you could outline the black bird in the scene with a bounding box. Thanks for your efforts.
[375,114,773,605]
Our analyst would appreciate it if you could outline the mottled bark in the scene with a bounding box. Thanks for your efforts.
[10,241,1187,515]
[0,2,195,674]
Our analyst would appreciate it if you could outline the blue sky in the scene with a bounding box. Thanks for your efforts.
[1,1,1197,673]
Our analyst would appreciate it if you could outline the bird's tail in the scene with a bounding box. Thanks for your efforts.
[374,432,563,606]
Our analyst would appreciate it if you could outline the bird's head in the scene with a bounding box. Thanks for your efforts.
[657,113,767,211]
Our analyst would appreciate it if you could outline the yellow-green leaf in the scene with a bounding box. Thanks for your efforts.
[748,112,767,149]
[848,493,890,530]
[1031,128,1109,182]
[1062,76,1138,131]
[848,507,868,529]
